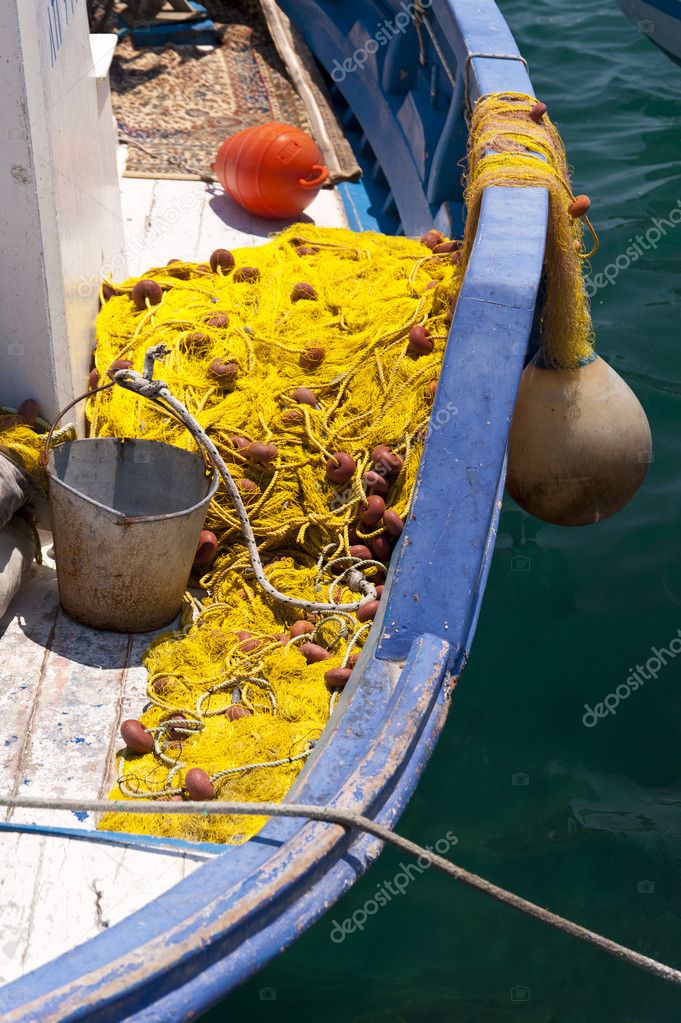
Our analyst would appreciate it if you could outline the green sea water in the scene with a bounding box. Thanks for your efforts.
[205,3,681,1019]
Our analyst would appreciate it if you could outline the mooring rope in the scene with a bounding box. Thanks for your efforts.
[1,793,679,987]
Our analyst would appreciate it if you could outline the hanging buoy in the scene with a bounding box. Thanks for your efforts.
[506,355,652,526]
[568,194,591,219]
[212,123,329,219]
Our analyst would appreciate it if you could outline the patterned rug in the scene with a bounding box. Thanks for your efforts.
[110,1,357,183]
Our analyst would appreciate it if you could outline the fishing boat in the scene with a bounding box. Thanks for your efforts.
[618,0,681,64]
[0,1,649,1020]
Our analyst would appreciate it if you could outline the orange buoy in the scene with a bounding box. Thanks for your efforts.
[212,123,329,219]
[300,642,330,664]
[225,705,253,720]
[121,719,153,754]
[292,387,317,407]
[185,768,215,801]
[290,620,314,639]
[324,667,352,691]
[568,194,591,218]
[18,399,39,427]
[357,599,380,623]
[131,279,162,310]
[194,530,219,568]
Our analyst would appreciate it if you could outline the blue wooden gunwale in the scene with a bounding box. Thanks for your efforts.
[0,1,548,1018]
[618,0,681,65]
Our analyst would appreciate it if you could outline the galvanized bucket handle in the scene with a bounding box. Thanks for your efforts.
[42,381,215,472]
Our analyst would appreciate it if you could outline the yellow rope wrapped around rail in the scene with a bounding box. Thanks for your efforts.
[462,92,597,369]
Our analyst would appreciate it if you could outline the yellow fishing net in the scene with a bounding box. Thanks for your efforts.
[91,92,595,844]
[0,415,49,490]
[95,224,458,843]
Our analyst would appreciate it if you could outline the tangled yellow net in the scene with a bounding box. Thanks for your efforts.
[94,224,459,843]
[0,415,49,490]
[86,91,594,845]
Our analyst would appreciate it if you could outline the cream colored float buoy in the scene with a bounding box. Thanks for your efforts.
[506,354,652,526]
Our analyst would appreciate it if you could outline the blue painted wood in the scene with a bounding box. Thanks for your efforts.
[278,0,443,233]
[618,0,681,65]
[0,821,223,856]
[117,1,216,46]
[427,75,467,207]
[0,2,550,1018]
[378,185,548,665]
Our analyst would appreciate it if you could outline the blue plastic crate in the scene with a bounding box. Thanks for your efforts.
[117,1,217,47]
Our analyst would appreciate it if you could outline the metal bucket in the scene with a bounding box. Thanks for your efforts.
[47,438,218,632]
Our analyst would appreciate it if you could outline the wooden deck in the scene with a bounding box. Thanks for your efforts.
[0,155,346,984]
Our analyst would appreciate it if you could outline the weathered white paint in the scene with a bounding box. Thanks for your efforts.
[0,2,125,420]
[118,149,347,276]
[0,830,211,984]
[0,559,213,984]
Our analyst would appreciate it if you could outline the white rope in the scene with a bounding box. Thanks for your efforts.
[2,792,681,987]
